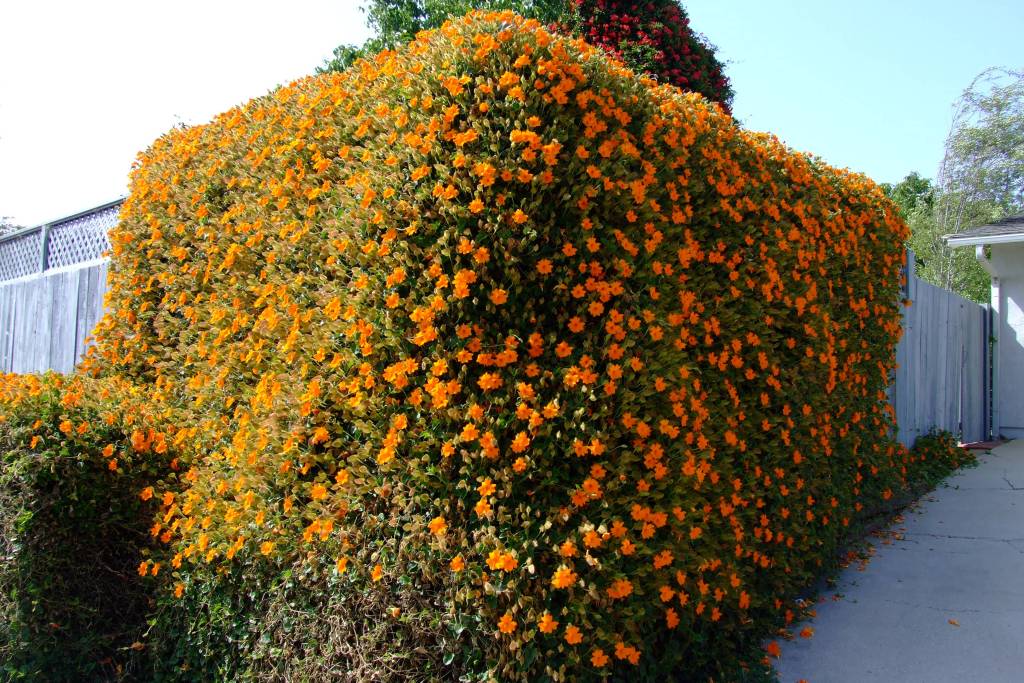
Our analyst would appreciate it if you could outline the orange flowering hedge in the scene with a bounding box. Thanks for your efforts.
[85,10,917,680]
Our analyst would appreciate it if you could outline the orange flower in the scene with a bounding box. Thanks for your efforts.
[485,549,518,571]
[460,423,480,441]
[606,578,633,599]
[371,564,383,582]
[498,612,517,634]
[450,555,465,572]
[441,75,468,97]
[498,71,519,88]
[551,565,577,589]
[490,289,508,305]
[538,613,559,633]
[260,541,274,556]
[477,373,503,391]
[428,516,448,536]
[311,484,328,501]
[510,431,530,452]
[591,648,609,667]
[564,624,582,645]
[475,498,493,517]
[614,642,641,664]
[478,478,497,496]
[653,550,674,569]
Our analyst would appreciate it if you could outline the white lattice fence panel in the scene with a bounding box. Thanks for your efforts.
[46,204,117,269]
[0,229,43,281]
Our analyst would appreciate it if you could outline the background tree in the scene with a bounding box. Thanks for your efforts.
[886,68,1023,303]
[0,217,22,237]
[881,171,934,216]
[320,0,733,112]
[319,1,565,72]
[932,67,1023,301]
[881,173,942,291]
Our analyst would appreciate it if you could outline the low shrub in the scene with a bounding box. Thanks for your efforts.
[907,430,975,488]
[146,558,464,681]
[0,374,166,682]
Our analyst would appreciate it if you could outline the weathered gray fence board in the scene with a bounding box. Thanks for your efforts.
[0,262,107,374]
[84,262,107,355]
[36,274,55,373]
[51,271,81,373]
[0,288,10,370]
[892,262,988,447]
[74,265,91,363]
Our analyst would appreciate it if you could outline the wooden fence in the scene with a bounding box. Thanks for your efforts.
[0,261,108,374]
[891,252,990,446]
[0,200,119,374]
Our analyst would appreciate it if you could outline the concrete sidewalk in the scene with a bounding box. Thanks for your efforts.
[775,440,1024,683]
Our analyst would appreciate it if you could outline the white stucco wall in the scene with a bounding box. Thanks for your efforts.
[992,243,1024,438]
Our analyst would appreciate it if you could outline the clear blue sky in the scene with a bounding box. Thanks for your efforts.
[685,0,1024,184]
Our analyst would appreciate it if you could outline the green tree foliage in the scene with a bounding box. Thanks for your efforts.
[933,67,1024,301]
[881,171,934,217]
[881,173,946,294]
[0,217,22,237]
[319,1,565,73]
[319,1,733,112]
[886,68,1023,303]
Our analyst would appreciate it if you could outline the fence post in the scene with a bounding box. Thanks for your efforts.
[905,248,915,292]
[984,303,992,440]
[38,223,50,274]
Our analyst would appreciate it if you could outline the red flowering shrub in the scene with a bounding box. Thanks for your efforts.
[76,10,928,680]
[566,0,733,112]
